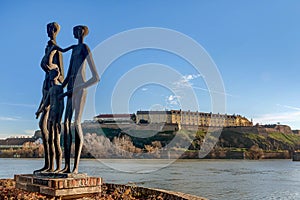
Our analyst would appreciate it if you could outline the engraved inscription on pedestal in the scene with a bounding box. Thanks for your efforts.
[33,178,49,187]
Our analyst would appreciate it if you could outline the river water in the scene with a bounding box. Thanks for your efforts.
[1,158,300,200]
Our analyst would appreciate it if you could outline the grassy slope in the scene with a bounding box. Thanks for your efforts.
[219,131,300,151]
[81,125,300,151]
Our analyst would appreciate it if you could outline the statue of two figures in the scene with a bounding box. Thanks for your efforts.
[34,22,99,174]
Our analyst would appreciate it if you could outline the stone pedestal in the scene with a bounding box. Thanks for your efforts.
[14,173,102,198]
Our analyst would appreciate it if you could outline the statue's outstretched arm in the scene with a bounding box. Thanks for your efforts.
[54,45,75,53]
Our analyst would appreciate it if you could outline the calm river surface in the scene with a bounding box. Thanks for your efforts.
[1,158,300,200]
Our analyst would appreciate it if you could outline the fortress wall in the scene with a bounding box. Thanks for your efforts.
[99,123,178,132]
[293,130,300,135]
[276,125,293,134]
[265,128,277,133]
[223,126,259,134]
[180,125,223,132]
[223,126,268,136]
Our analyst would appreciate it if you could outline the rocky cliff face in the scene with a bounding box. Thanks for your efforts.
[263,124,293,134]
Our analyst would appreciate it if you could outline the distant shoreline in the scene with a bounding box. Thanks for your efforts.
[0,153,293,160]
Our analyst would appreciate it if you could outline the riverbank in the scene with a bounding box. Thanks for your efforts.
[1,129,300,159]
[0,179,206,200]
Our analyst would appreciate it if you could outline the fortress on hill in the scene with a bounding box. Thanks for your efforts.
[94,110,253,129]
[94,110,300,135]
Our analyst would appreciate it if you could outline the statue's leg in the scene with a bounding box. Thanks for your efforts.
[60,98,73,173]
[47,120,55,172]
[73,90,87,174]
[54,120,62,172]
[34,107,50,173]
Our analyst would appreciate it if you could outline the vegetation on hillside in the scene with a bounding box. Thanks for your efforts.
[2,127,300,159]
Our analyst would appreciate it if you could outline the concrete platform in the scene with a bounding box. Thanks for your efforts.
[14,174,102,198]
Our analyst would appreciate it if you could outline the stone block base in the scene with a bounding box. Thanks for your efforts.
[14,174,102,198]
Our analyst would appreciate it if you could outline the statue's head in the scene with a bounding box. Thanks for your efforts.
[47,22,60,39]
[73,25,89,39]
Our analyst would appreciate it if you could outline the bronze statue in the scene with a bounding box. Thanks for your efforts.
[59,25,100,173]
[36,68,64,172]
[34,22,64,173]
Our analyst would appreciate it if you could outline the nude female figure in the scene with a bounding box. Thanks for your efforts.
[59,25,99,173]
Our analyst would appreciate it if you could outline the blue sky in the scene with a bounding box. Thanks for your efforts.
[1,1,300,138]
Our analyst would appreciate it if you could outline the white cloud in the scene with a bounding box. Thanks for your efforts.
[169,100,179,105]
[182,74,202,81]
[166,94,180,107]
[193,86,237,97]
[252,104,300,128]
[0,116,19,121]
[0,102,36,108]
[253,111,300,125]
[24,130,35,136]
[276,104,300,111]
[173,74,198,90]
[172,73,236,97]
[168,95,175,101]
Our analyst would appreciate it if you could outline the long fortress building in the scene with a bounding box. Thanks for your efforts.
[95,110,253,128]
